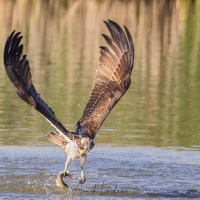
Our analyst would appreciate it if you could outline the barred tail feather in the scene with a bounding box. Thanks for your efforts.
[47,131,67,148]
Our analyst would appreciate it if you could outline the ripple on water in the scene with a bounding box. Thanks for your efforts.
[0,146,200,199]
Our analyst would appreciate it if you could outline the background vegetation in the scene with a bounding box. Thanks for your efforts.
[0,0,199,147]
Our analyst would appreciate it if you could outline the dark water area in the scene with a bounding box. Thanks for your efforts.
[1,146,200,200]
[0,0,200,199]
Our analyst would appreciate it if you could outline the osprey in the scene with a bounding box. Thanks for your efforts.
[3,20,134,188]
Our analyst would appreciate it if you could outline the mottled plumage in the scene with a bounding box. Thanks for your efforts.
[3,19,134,188]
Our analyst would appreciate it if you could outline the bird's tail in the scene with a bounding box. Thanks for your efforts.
[47,131,67,148]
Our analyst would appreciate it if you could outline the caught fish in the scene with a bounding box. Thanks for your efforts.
[52,171,74,189]
[52,172,68,189]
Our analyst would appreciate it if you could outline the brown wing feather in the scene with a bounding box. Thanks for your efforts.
[76,19,134,139]
[47,131,67,148]
[4,31,71,140]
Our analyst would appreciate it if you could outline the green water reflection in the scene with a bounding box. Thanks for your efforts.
[0,0,200,147]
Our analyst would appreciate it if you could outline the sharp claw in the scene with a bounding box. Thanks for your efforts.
[79,177,86,184]
[64,171,74,179]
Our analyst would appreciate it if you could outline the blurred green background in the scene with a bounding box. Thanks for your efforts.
[0,0,200,148]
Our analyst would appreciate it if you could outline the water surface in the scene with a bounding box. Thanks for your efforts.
[1,146,200,199]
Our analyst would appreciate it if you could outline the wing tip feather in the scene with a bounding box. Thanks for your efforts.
[76,20,134,139]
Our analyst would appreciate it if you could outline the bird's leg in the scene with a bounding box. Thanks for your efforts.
[60,154,73,179]
[79,155,87,184]
[55,154,74,189]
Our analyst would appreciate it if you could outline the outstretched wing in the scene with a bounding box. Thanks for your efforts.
[4,31,71,142]
[75,19,134,139]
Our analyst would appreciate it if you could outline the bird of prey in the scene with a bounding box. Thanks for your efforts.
[3,19,134,188]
